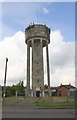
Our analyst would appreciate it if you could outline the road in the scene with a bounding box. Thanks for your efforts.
[2,103,75,118]
[0,103,2,120]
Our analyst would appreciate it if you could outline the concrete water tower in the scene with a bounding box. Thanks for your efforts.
[25,24,51,97]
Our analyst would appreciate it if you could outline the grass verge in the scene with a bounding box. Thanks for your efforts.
[36,103,76,108]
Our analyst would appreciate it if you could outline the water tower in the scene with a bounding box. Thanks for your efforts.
[25,24,51,97]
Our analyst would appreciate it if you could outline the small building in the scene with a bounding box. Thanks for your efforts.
[51,87,57,96]
[56,84,76,96]
[68,87,77,97]
[25,84,76,97]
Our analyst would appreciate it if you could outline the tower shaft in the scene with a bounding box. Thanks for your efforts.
[32,39,44,95]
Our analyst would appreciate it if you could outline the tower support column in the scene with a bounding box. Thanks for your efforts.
[46,42,51,96]
[32,39,34,97]
[26,42,30,96]
[40,39,44,97]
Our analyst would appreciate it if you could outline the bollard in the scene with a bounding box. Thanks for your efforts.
[16,91,18,104]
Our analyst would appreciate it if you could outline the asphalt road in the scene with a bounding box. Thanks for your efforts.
[2,103,75,118]
[0,105,2,120]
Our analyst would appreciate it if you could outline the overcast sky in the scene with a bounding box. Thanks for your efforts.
[0,2,75,87]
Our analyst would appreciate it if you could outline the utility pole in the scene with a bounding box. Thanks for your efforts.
[3,58,8,102]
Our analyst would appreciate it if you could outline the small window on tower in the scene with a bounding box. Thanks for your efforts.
[37,70,39,73]
[37,44,38,47]
[37,80,39,83]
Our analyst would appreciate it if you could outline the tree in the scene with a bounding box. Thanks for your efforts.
[2,81,25,97]
[16,81,25,96]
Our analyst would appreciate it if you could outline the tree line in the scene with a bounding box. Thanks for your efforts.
[2,81,25,97]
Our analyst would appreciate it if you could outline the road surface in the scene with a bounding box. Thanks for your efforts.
[2,103,75,118]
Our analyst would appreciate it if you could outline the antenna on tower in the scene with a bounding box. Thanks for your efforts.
[44,22,46,25]
[29,20,35,26]
[36,8,38,24]
[32,20,35,25]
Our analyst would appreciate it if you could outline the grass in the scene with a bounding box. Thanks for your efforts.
[3,96,25,104]
[5,97,16,102]
[34,97,76,108]
[34,96,75,104]
[2,96,76,109]
[2,96,75,105]
[36,103,76,108]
